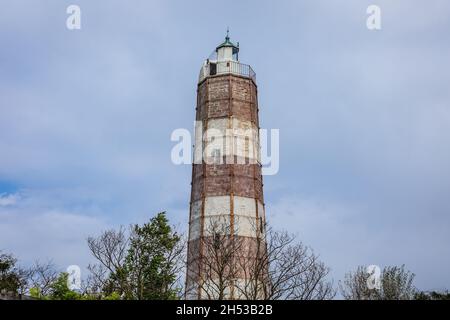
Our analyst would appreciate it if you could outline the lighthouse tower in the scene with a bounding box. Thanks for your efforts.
[186,32,266,299]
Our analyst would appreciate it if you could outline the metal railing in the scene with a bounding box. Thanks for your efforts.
[199,60,256,83]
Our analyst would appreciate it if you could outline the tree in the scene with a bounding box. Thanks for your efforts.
[125,212,185,299]
[44,273,81,300]
[415,290,450,300]
[86,212,185,300]
[0,252,22,294]
[185,221,335,300]
[87,226,129,297]
[249,228,335,300]
[26,260,59,298]
[0,252,76,299]
[340,265,416,300]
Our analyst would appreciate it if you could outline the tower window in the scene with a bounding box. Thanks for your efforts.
[210,63,217,76]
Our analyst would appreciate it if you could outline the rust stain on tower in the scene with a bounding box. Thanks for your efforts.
[186,32,267,299]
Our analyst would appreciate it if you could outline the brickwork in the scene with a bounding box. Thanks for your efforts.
[187,71,266,299]
[191,163,263,202]
[197,75,258,125]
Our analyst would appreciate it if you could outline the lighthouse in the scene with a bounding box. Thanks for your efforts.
[186,32,266,299]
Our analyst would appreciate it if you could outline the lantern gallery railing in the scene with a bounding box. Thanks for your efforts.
[199,60,256,83]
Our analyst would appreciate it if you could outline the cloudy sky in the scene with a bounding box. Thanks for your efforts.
[1,0,449,293]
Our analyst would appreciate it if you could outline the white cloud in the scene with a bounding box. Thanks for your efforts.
[266,194,450,292]
[0,189,110,269]
[0,193,20,206]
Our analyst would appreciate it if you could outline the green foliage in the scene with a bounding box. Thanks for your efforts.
[29,287,42,299]
[415,290,450,300]
[47,273,81,300]
[381,265,416,300]
[103,291,121,300]
[102,266,129,298]
[125,212,181,300]
[86,212,183,300]
[0,252,21,293]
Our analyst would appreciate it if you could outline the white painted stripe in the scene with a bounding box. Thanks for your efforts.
[198,118,260,163]
[204,196,230,216]
[234,196,256,217]
[189,197,265,240]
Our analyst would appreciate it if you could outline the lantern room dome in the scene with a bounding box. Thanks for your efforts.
[215,29,239,61]
[216,34,239,55]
